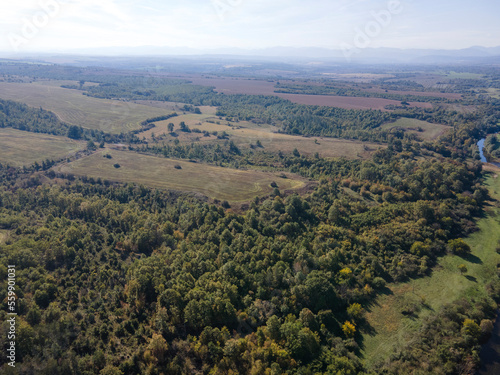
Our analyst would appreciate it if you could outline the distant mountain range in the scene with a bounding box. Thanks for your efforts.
[48,45,500,64]
[2,45,499,66]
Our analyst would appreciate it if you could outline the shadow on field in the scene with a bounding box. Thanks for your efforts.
[465,253,483,264]
[465,275,478,282]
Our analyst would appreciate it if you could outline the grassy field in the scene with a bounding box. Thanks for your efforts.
[362,171,500,369]
[54,149,306,202]
[0,81,171,133]
[0,128,85,167]
[145,114,383,159]
[381,118,452,141]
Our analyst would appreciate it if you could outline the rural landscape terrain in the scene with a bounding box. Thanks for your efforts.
[0,55,499,375]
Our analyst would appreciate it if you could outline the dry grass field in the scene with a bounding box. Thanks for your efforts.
[381,118,452,140]
[55,149,306,202]
[0,81,172,133]
[0,128,85,167]
[144,114,384,159]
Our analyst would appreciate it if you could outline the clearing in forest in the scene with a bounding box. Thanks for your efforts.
[381,118,452,140]
[54,149,306,202]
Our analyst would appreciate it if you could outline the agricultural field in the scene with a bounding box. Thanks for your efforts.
[144,114,384,159]
[188,76,433,110]
[0,128,85,167]
[362,172,500,369]
[380,117,452,140]
[55,149,306,202]
[0,81,171,133]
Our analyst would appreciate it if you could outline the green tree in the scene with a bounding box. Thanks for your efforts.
[458,264,468,275]
[462,319,481,340]
[447,239,471,256]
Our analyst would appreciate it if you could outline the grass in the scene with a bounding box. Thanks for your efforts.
[362,171,500,369]
[0,128,85,167]
[485,88,500,99]
[0,230,8,244]
[0,81,172,134]
[54,149,306,202]
[381,118,452,141]
[146,115,383,159]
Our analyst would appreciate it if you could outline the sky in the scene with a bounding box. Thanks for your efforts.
[0,0,499,54]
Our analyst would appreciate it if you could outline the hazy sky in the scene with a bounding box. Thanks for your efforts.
[1,0,499,53]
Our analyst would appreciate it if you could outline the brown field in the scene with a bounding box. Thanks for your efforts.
[0,128,85,167]
[55,149,306,202]
[188,76,433,110]
[0,81,172,133]
[189,76,277,95]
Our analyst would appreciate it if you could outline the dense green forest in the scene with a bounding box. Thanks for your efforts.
[0,146,496,374]
[0,62,500,374]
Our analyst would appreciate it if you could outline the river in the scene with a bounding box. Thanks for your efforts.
[477,138,500,168]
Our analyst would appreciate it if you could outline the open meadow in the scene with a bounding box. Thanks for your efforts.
[0,81,172,133]
[54,149,306,202]
[362,171,500,369]
[381,117,452,140]
[0,128,85,167]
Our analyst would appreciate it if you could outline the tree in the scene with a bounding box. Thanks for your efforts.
[167,123,174,133]
[447,239,471,256]
[342,321,356,338]
[458,264,468,275]
[87,140,97,151]
[462,319,481,340]
[147,333,169,364]
[347,303,364,322]
[67,125,82,139]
